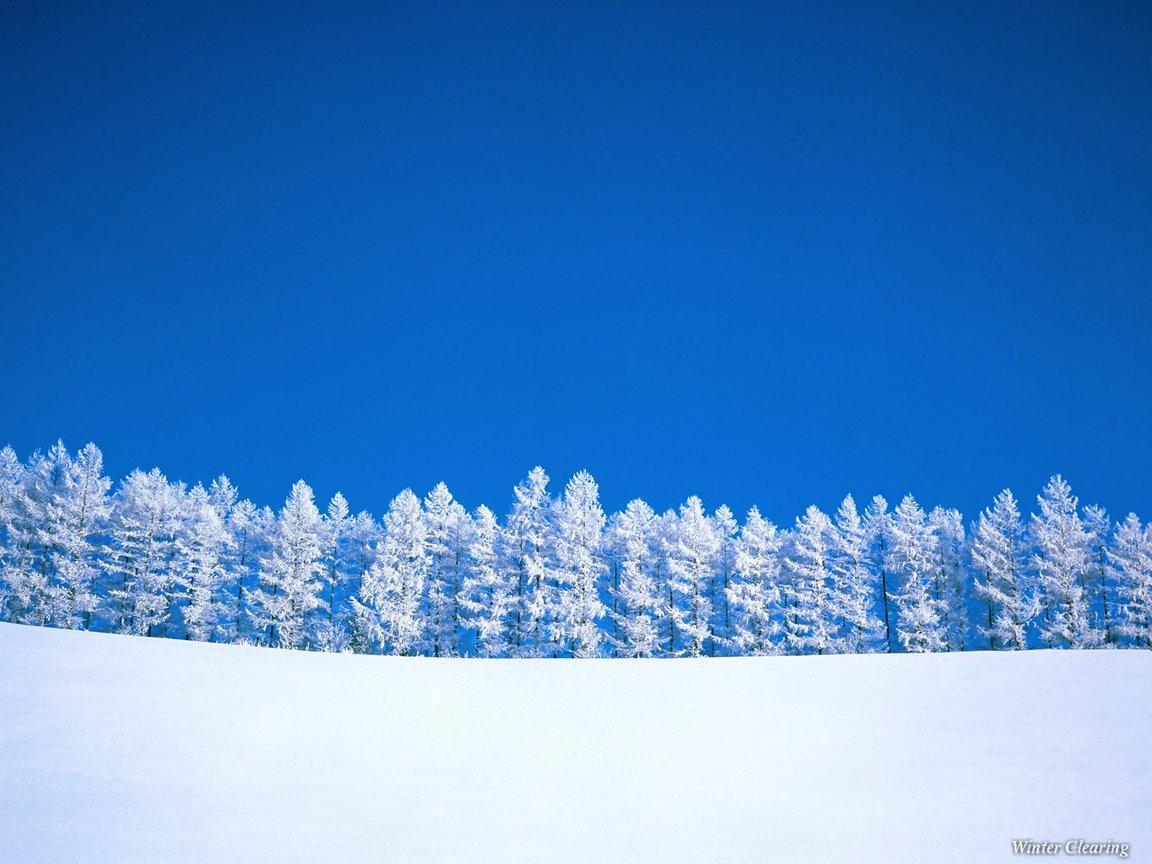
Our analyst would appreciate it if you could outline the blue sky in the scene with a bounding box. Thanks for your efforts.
[2,0,1150,521]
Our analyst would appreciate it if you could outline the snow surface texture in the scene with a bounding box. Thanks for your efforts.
[1,623,1148,863]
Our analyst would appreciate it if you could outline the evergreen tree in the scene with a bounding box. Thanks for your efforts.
[504,467,557,657]
[312,492,352,652]
[665,496,719,657]
[350,490,426,655]
[422,483,470,657]
[726,506,782,656]
[970,490,1033,650]
[174,484,233,642]
[1030,476,1099,649]
[457,505,515,657]
[780,506,838,654]
[606,499,666,658]
[252,480,326,649]
[1082,504,1114,644]
[552,471,607,658]
[1108,514,1152,648]
[829,495,884,653]
[863,495,894,652]
[710,504,739,655]
[105,468,182,637]
[929,506,969,651]
[886,495,945,652]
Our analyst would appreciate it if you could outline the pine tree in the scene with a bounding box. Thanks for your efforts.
[252,480,326,649]
[422,483,470,657]
[665,496,719,657]
[780,506,838,654]
[863,495,894,652]
[1030,476,1100,649]
[886,495,945,652]
[710,504,739,655]
[1082,504,1114,644]
[970,489,1034,650]
[350,490,426,655]
[223,499,273,644]
[552,471,607,658]
[726,506,782,656]
[174,484,233,642]
[829,495,884,653]
[457,505,515,657]
[105,468,182,637]
[0,446,28,620]
[312,492,352,652]
[1108,514,1152,648]
[929,506,969,651]
[504,467,557,657]
[606,499,666,657]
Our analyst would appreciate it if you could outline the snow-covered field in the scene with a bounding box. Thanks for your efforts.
[1,623,1148,863]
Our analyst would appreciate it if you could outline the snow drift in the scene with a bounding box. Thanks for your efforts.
[1,623,1148,863]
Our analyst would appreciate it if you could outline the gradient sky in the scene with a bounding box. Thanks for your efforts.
[2,0,1150,522]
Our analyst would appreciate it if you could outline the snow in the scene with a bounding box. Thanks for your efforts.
[1,623,1148,863]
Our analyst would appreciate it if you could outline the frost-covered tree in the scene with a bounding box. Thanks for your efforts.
[1109,514,1152,648]
[1030,476,1099,649]
[929,507,968,651]
[105,468,183,637]
[174,485,233,642]
[970,489,1033,650]
[710,504,739,655]
[665,496,719,657]
[457,505,515,657]
[1082,504,1114,644]
[504,467,557,657]
[350,490,426,655]
[222,499,273,643]
[862,495,893,652]
[726,506,782,656]
[422,483,470,657]
[552,471,607,658]
[829,495,884,653]
[886,495,945,652]
[780,506,838,654]
[252,480,326,649]
[606,499,667,657]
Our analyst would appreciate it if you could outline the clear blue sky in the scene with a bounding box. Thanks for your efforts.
[2,0,1150,522]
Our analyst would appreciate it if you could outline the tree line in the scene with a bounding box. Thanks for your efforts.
[1,440,1149,656]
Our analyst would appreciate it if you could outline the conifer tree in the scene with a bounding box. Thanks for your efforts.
[606,499,666,657]
[457,505,514,657]
[970,490,1033,649]
[863,495,894,651]
[886,495,945,652]
[504,468,557,657]
[252,480,326,649]
[665,496,719,657]
[780,506,838,654]
[1108,514,1152,648]
[552,471,607,657]
[726,506,782,655]
[422,483,470,657]
[829,495,884,653]
[1030,476,1099,649]
[350,490,426,655]
[174,484,233,642]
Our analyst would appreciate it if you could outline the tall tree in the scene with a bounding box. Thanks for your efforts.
[886,495,945,652]
[457,505,515,657]
[421,483,470,657]
[929,507,969,651]
[105,468,182,637]
[252,480,326,649]
[970,489,1034,650]
[726,506,782,656]
[552,471,607,658]
[1108,513,1152,648]
[710,504,739,655]
[174,484,233,642]
[1082,504,1114,644]
[1030,476,1100,649]
[829,495,884,653]
[350,490,426,655]
[606,499,667,658]
[780,506,838,654]
[504,467,557,657]
[863,495,894,652]
[665,497,719,657]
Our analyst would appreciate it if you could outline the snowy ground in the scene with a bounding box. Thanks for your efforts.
[1,623,1148,863]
